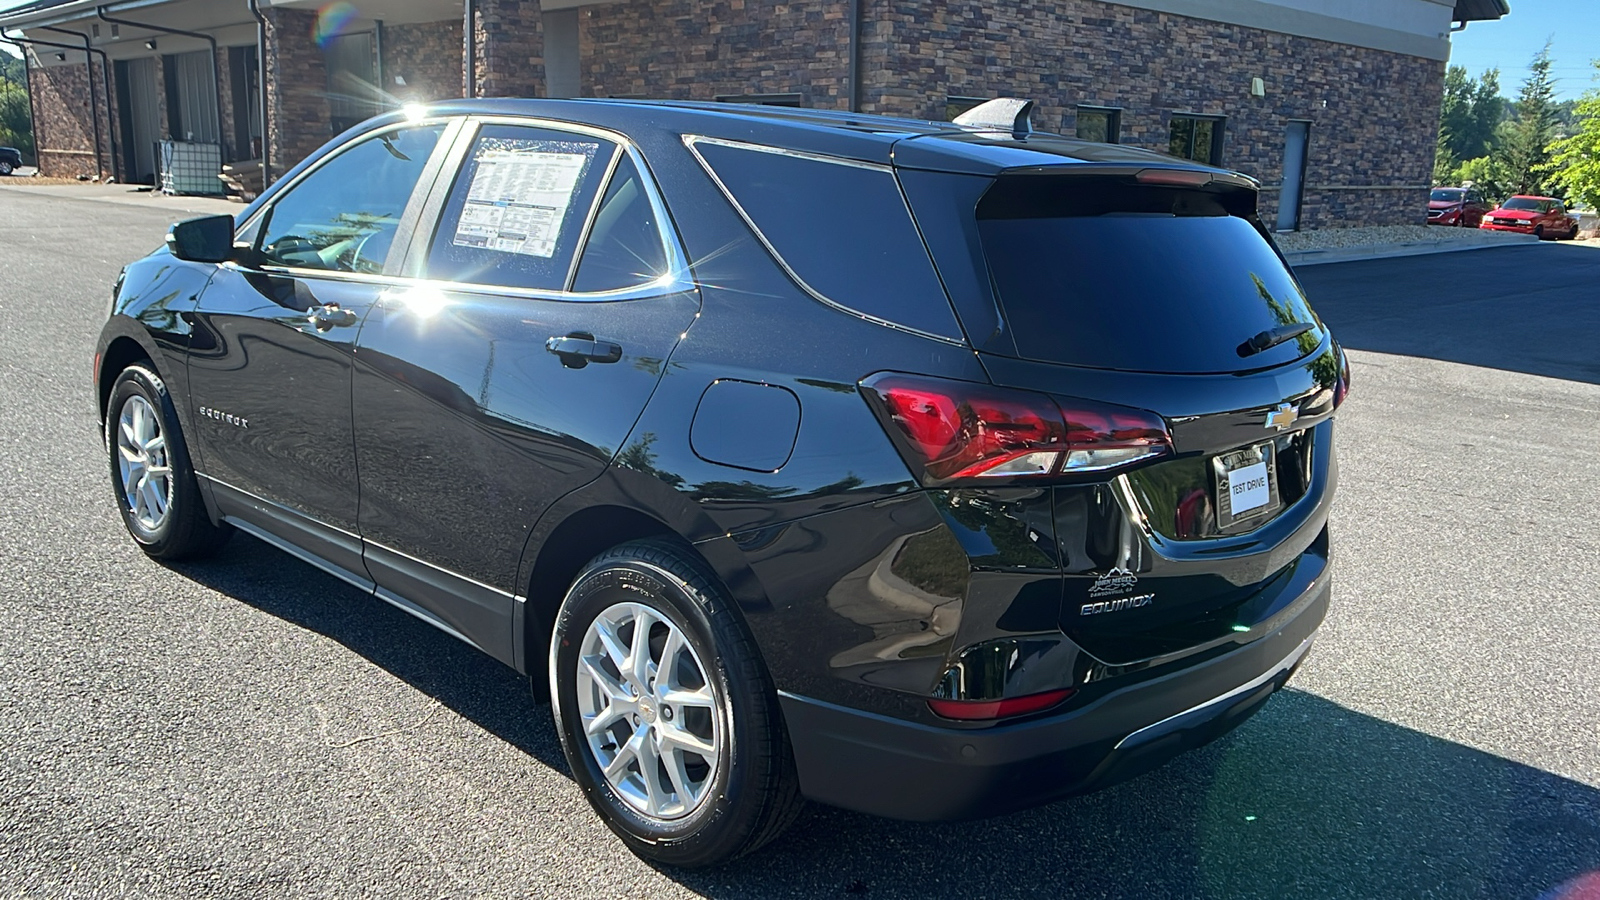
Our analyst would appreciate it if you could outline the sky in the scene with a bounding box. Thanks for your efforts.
[2,0,1597,101]
[1447,0,1599,102]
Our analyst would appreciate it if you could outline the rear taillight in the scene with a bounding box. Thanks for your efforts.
[928,688,1075,721]
[860,373,1171,486]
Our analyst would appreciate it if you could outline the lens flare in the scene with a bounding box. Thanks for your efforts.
[313,1,360,47]
[1539,872,1600,900]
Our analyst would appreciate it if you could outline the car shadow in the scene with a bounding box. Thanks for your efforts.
[164,535,571,776]
[675,689,1600,899]
[1296,243,1600,385]
[170,539,1600,899]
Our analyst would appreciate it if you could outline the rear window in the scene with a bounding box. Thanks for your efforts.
[690,139,963,340]
[977,177,1324,374]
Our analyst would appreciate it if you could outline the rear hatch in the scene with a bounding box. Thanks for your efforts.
[902,162,1345,664]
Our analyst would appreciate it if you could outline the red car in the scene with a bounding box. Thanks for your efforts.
[1428,187,1490,226]
[1479,195,1579,240]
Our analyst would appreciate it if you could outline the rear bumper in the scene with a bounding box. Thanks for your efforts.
[780,572,1328,822]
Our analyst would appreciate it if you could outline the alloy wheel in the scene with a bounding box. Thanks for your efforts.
[116,394,172,531]
[575,601,723,822]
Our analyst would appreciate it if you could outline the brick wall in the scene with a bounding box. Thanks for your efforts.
[578,0,851,107]
[26,54,115,180]
[856,0,1443,229]
[265,7,331,176]
[383,19,464,104]
[473,0,543,98]
[560,0,1441,228]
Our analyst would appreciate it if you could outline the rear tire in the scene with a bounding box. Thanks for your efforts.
[0,160,12,176]
[105,364,232,560]
[1534,225,1545,240]
[549,539,801,867]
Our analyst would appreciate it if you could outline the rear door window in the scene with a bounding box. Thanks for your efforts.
[689,138,962,341]
[425,124,614,292]
[571,154,672,293]
[975,176,1324,374]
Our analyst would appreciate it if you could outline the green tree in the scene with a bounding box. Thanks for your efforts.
[1453,156,1511,204]
[1434,124,1460,185]
[1497,41,1561,196]
[1438,66,1505,163]
[0,81,32,159]
[1544,60,1600,209]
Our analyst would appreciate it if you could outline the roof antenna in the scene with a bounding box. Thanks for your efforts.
[952,98,1034,139]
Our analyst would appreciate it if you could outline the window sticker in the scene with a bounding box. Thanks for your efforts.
[452,142,598,258]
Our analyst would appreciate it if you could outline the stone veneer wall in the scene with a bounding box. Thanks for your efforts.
[265,7,331,177]
[578,0,851,107]
[473,0,544,98]
[383,19,465,105]
[26,53,116,180]
[856,0,1444,228]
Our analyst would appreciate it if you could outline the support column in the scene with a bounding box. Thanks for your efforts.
[263,7,330,175]
[471,0,544,99]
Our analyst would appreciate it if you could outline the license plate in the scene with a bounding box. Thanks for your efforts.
[1214,442,1281,530]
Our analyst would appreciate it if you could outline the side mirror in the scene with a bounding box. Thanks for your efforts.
[166,214,238,263]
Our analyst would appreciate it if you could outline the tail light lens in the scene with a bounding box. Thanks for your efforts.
[860,373,1171,486]
[928,688,1075,721]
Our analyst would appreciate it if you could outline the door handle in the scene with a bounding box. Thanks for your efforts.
[546,334,623,368]
[308,304,357,330]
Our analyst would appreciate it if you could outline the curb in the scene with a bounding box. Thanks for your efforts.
[1286,234,1542,267]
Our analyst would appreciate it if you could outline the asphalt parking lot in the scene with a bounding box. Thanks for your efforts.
[1,185,1597,899]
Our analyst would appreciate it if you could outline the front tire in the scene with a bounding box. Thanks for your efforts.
[105,364,231,560]
[549,539,801,867]
[0,160,13,176]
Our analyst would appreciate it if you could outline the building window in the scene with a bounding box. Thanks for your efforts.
[714,93,804,108]
[1075,106,1121,144]
[1168,114,1225,165]
[945,96,988,121]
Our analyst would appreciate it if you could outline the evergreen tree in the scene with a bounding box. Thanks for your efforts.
[1498,41,1561,196]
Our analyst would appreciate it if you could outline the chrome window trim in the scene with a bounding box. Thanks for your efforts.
[682,133,967,346]
[235,116,460,240]
[230,115,695,304]
[409,115,695,302]
[563,143,624,292]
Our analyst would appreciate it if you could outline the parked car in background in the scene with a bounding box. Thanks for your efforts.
[1427,187,1490,227]
[0,147,22,176]
[1480,195,1579,240]
[94,98,1346,867]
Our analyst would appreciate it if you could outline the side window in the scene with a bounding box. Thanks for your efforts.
[690,139,961,340]
[571,154,671,293]
[257,125,444,273]
[1168,114,1225,165]
[1076,106,1121,144]
[425,124,614,292]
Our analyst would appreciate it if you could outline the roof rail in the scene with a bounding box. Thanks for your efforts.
[951,98,1034,139]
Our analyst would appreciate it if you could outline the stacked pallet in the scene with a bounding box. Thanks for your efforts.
[218,160,266,202]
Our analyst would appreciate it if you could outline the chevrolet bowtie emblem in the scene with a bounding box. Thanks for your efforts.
[1264,403,1297,431]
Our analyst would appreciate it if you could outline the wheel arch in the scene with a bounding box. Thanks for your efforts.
[515,482,774,683]
[96,331,160,424]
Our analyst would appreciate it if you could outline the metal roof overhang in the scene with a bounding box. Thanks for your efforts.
[1454,0,1511,23]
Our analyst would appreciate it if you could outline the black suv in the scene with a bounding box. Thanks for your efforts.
[0,146,22,176]
[95,99,1344,867]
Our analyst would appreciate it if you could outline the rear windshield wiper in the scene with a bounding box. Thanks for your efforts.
[1238,322,1316,357]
